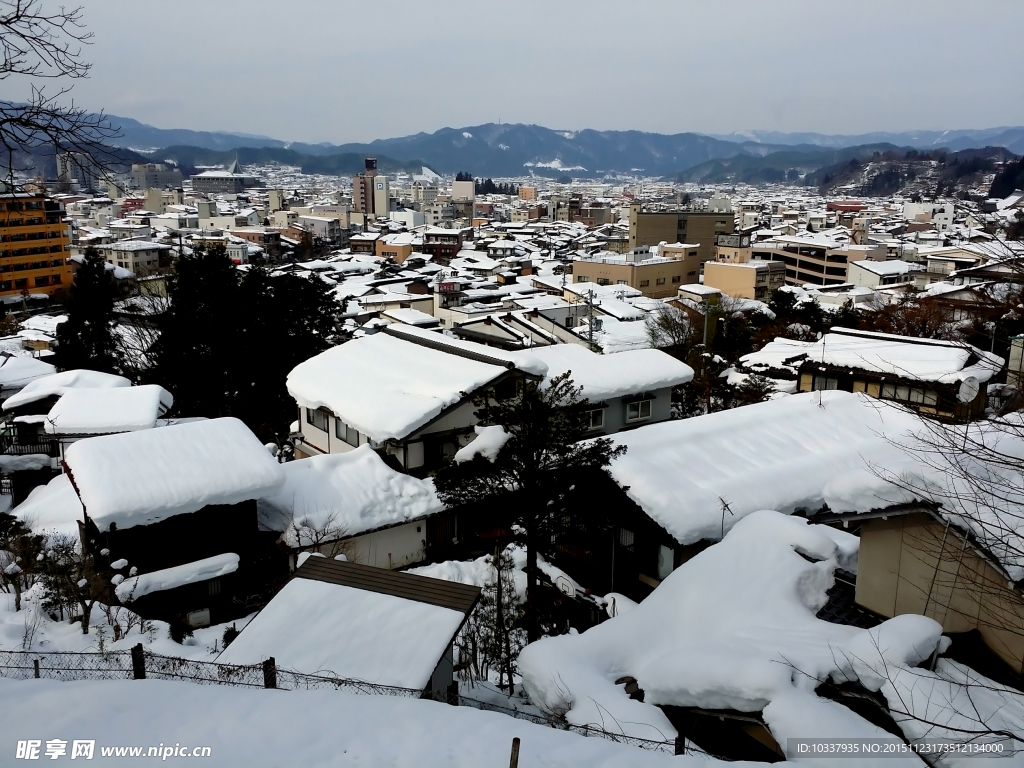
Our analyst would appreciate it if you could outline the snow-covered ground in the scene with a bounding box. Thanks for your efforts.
[0,588,252,659]
[0,677,737,767]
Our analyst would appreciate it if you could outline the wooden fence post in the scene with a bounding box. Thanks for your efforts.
[131,643,146,680]
[674,735,686,756]
[509,737,520,768]
[33,659,39,678]
[263,657,277,689]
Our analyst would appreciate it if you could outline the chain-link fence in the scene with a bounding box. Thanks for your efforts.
[0,649,133,681]
[0,647,686,755]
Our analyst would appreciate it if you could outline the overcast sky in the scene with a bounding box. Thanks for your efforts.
[3,0,1022,143]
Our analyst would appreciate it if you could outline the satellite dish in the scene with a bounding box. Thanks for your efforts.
[957,376,980,404]
[555,575,575,598]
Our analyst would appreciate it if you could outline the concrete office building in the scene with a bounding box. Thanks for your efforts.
[628,203,734,264]
[131,163,183,190]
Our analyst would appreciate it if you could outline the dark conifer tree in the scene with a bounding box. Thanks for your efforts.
[55,247,120,374]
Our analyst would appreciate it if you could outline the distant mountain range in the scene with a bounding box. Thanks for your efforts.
[101,112,1024,179]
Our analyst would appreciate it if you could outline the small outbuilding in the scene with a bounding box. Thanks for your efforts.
[216,557,481,695]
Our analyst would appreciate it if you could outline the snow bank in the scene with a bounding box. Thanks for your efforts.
[0,677,698,767]
[3,369,131,411]
[287,328,514,442]
[454,425,509,463]
[216,577,464,690]
[258,444,442,540]
[840,614,949,693]
[44,384,173,434]
[116,553,239,602]
[524,344,693,401]
[64,417,285,531]
[603,391,920,544]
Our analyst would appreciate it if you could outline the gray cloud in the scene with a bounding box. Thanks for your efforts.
[2,0,1021,143]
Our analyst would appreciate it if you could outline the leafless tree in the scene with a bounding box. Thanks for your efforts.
[0,0,120,187]
[289,509,354,562]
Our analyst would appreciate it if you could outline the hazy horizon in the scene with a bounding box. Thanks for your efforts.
[1,0,1020,144]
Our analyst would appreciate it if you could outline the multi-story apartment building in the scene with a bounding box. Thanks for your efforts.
[131,163,183,190]
[572,251,685,299]
[750,234,887,287]
[627,203,735,264]
[703,260,786,301]
[0,193,72,298]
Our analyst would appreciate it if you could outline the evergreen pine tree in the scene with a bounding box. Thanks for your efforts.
[55,247,120,374]
[433,373,625,641]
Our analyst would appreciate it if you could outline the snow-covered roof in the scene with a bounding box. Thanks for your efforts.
[116,553,239,602]
[63,417,285,531]
[10,473,81,538]
[3,369,131,411]
[44,385,172,434]
[216,569,469,689]
[604,391,922,545]
[849,259,919,276]
[0,356,55,393]
[519,509,950,752]
[258,444,443,541]
[287,325,544,443]
[526,345,693,401]
[805,327,1004,384]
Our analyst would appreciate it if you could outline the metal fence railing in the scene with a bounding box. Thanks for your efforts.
[0,646,685,755]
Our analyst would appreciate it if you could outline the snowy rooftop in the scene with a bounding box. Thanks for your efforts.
[44,384,172,434]
[287,325,545,442]
[805,327,1004,384]
[520,510,966,752]
[526,345,693,401]
[3,369,131,411]
[63,417,285,531]
[850,259,920,276]
[0,356,55,393]
[604,391,923,545]
[217,560,478,690]
[258,444,443,541]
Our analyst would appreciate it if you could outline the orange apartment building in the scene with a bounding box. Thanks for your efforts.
[0,193,72,299]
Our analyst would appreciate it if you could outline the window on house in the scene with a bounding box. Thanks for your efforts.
[812,376,838,391]
[597,278,610,286]
[585,408,604,430]
[305,407,328,431]
[616,279,628,285]
[576,275,589,283]
[657,545,674,580]
[626,400,652,422]
[671,275,681,283]
[619,527,635,549]
[346,424,359,446]
[639,280,650,287]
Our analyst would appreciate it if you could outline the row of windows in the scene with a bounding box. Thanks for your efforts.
[305,407,363,447]
[4,201,43,211]
[0,274,60,291]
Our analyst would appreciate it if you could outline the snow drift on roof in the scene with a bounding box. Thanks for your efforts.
[519,512,924,748]
[44,384,172,434]
[0,356,55,392]
[3,369,131,410]
[11,473,82,538]
[215,577,464,690]
[258,444,443,540]
[116,553,239,602]
[63,417,285,531]
[287,329,522,442]
[805,328,1004,384]
[525,345,693,401]
[604,391,920,545]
